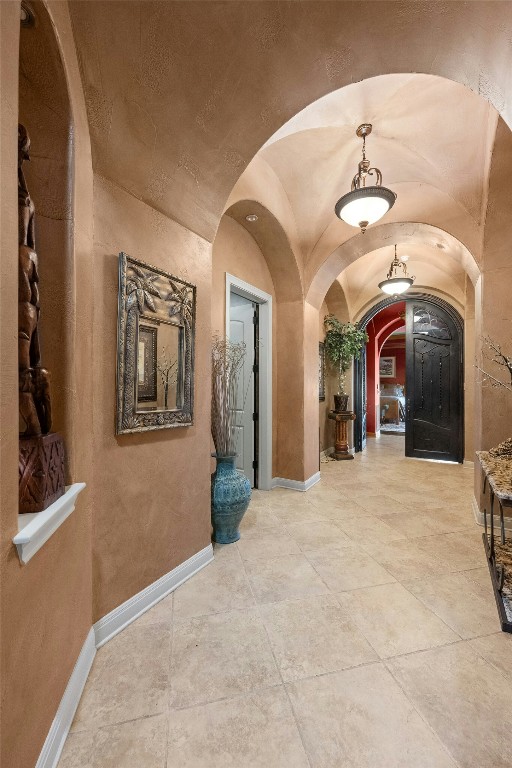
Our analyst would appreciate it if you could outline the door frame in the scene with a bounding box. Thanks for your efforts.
[226,274,273,490]
[354,292,464,460]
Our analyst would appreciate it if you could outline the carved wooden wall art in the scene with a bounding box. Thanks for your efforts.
[18,123,65,513]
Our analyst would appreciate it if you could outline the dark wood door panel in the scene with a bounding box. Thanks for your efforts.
[406,301,463,463]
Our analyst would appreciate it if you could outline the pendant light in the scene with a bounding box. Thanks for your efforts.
[378,245,415,295]
[335,124,396,233]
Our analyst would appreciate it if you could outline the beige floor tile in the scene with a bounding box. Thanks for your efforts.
[93,714,168,768]
[404,571,500,639]
[305,486,351,504]
[337,582,458,658]
[173,552,254,621]
[244,554,329,604]
[169,608,280,708]
[356,494,413,515]
[284,520,354,552]
[336,514,406,544]
[267,491,312,508]
[309,499,371,520]
[237,533,301,561]
[58,731,94,768]
[306,546,395,592]
[167,687,309,768]
[134,593,174,628]
[462,566,495,598]
[272,503,331,524]
[377,511,442,539]
[419,506,477,534]
[259,594,377,681]
[71,624,171,731]
[287,663,458,768]
[361,538,452,581]
[387,642,512,768]
[239,507,282,538]
[468,632,512,679]
[332,483,384,498]
[415,531,486,572]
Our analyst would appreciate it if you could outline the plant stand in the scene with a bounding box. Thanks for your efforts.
[328,411,356,461]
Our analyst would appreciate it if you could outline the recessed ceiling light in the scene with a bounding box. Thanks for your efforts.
[245,214,258,222]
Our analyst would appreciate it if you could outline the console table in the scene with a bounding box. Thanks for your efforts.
[476,450,512,632]
[328,411,356,460]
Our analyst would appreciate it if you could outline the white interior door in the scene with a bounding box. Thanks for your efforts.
[229,293,255,486]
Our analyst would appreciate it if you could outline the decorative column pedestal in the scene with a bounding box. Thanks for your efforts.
[328,410,356,461]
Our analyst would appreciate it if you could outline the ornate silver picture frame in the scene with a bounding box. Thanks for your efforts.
[116,252,196,434]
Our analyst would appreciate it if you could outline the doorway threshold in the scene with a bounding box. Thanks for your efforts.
[404,456,459,465]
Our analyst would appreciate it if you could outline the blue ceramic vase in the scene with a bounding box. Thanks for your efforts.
[211,454,251,544]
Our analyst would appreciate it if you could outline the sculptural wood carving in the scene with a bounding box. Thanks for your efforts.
[18,124,65,513]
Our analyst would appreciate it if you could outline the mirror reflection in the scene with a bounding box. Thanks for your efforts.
[136,321,183,411]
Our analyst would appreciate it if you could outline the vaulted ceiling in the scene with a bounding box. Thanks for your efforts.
[69,0,512,247]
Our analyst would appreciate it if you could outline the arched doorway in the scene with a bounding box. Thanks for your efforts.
[355,293,464,463]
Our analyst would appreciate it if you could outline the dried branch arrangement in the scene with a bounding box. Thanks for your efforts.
[476,336,512,393]
[211,337,247,457]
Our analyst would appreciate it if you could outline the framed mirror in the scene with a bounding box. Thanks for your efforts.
[116,252,196,434]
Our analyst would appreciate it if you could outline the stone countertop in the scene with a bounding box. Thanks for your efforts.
[476,451,512,504]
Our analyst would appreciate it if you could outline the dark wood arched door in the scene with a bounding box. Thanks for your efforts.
[355,294,463,463]
[405,300,463,462]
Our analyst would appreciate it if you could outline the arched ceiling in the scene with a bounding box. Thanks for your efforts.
[338,242,467,321]
[232,74,498,268]
[68,1,512,242]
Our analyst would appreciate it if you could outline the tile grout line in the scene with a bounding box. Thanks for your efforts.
[236,537,314,768]
[382,655,464,768]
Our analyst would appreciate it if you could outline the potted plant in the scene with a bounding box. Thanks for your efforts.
[323,314,368,412]
[210,337,251,543]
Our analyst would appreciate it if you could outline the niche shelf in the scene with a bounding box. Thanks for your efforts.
[13,483,86,565]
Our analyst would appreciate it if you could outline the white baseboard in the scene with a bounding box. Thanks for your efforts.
[35,628,96,768]
[272,471,321,492]
[35,544,214,768]
[93,544,214,647]
[472,495,512,530]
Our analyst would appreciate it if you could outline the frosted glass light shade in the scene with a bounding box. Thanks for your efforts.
[378,277,414,295]
[335,186,396,231]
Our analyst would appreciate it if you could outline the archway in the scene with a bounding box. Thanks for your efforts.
[354,293,464,464]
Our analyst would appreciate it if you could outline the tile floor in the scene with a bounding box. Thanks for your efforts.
[59,436,512,768]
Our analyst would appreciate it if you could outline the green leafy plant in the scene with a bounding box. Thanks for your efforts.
[323,315,368,394]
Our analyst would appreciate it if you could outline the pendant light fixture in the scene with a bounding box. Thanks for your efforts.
[335,124,396,234]
[378,245,415,295]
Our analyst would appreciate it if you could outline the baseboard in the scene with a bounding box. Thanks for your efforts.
[35,628,96,768]
[472,495,512,530]
[463,460,474,468]
[272,471,321,492]
[320,447,334,459]
[93,544,214,647]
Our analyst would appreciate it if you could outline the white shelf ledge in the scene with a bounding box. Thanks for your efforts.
[14,482,86,565]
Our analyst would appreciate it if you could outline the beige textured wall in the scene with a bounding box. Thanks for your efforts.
[1,3,94,768]
[91,175,212,619]
[212,216,278,476]
[464,277,476,461]
[477,117,512,453]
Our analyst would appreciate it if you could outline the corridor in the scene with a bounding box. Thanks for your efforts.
[57,436,511,767]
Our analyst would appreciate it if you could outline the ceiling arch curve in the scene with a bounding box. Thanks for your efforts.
[69,2,512,241]
[306,221,479,311]
[225,200,303,303]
